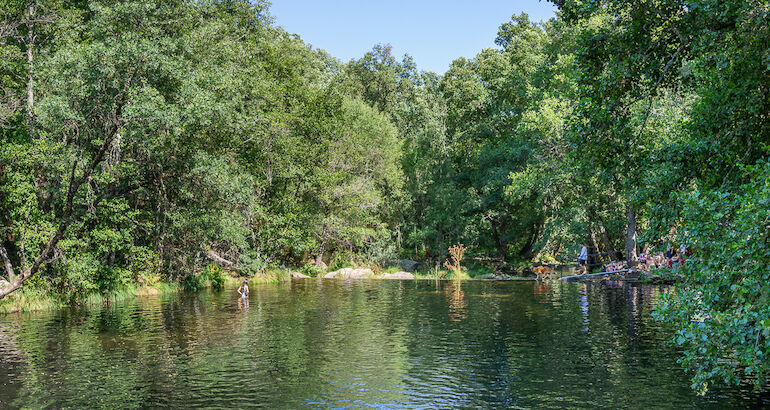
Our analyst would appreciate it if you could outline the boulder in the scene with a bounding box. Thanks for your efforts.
[381,271,415,280]
[324,268,375,279]
[290,272,311,279]
[323,271,336,279]
[398,259,423,272]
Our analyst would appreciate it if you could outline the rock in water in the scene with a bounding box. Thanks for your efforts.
[290,272,311,279]
[381,271,415,280]
[398,259,423,272]
[323,268,375,279]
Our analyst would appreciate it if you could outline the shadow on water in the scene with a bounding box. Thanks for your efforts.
[0,280,768,408]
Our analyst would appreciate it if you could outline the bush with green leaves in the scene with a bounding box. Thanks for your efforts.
[300,263,324,278]
[206,264,225,290]
[654,162,770,393]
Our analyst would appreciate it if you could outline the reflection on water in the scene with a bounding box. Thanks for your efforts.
[0,280,768,408]
[580,283,589,331]
[446,281,466,322]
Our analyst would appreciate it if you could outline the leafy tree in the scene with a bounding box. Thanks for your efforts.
[557,0,770,391]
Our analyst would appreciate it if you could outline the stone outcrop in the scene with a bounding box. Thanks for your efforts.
[381,271,415,280]
[290,272,311,279]
[398,259,423,272]
[323,268,375,279]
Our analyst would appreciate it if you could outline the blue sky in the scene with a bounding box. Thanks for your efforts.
[270,1,557,74]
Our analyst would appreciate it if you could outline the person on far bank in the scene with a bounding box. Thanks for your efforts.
[578,243,588,274]
[237,279,249,299]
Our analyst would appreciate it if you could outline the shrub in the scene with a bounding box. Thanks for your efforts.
[443,243,467,280]
[238,251,266,277]
[330,256,353,272]
[300,263,324,277]
[206,264,225,289]
[182,273,203,292]
[654,162,770,392]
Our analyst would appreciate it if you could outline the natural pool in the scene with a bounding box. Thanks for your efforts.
[0,280,767,408]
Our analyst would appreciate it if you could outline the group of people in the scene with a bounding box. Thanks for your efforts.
[639,243,687,270]
[605,260,626,273]
[576,242,688,275]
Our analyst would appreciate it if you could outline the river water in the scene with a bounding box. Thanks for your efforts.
[0,280,767,408]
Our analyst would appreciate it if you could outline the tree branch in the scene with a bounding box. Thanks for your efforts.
[0,244,16,282]
[19,200,31,271]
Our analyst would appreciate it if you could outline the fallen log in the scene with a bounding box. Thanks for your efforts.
[205,249,235,268]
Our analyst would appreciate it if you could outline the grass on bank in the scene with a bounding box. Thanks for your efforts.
[0,282,184,314]
[1,259,551,314]
[0,268,294,314]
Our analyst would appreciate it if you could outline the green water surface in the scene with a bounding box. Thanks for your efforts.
[0,280,767,408]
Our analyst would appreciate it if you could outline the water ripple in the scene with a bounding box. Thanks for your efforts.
[0,281,768,408]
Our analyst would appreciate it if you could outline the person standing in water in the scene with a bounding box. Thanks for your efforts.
[578,243,588,275]
[237,279,249,299]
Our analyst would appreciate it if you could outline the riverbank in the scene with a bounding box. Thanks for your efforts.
[0,283,182,314]
[2,262,675,314]
[0,260,566,314]
[0,271,289,314]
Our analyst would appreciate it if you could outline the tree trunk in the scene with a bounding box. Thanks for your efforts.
[315,224,328,267]
[518,225,540,259]
[26,3,35,139]
[1,84,131,299]
[589,208,620,261]
[314,243,325,267]
[598,223,619,261]
[588,226,603,265]
[490,220,507,261]
[625,203,638,266]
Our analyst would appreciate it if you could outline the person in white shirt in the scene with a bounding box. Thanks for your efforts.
[578,243,588,274]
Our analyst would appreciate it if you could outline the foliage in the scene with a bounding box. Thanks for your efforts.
[558,0,770,392]
[206,264,225,290]
[654,162,770,393]
[0,0,401,299]
[183,271,205,293]
[299,263,324,278]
